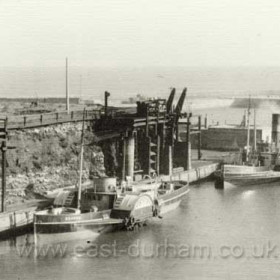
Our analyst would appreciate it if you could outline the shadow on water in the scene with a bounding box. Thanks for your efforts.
[2,179,280,279]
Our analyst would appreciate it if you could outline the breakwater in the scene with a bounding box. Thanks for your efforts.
[231,97,280,109]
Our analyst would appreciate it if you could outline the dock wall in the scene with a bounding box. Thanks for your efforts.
[0,207,36,238]
[160,162,219,183]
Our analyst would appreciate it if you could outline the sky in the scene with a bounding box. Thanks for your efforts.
[1,0,280,68]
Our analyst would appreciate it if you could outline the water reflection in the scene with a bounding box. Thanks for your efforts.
[2,180,280,279]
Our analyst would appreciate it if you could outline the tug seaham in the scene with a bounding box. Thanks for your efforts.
[0,88,218,238]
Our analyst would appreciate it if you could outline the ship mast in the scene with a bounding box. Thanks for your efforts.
[66,57,70,114]
[77,109,86,209]
[253,107,257,153]
[246,96,251,161]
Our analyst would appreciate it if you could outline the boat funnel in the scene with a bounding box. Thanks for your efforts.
[93,177,117,192]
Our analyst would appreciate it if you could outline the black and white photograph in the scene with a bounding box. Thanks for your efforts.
[1,0,280,279]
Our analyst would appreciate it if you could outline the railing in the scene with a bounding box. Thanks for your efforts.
[3,109,103,130]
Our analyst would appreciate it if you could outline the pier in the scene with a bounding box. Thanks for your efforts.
[0,199,51,239]
[2,109,102,130]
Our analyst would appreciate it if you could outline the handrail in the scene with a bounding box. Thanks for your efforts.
[1,109,103,130]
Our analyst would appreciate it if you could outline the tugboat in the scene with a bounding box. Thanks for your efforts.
[34,177,123,236]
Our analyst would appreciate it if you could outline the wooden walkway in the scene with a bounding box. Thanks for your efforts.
[2,109,103,130]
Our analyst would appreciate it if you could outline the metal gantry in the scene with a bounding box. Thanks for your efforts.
[94,88,203,180]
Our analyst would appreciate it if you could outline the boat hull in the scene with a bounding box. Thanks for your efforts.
[223,164,269,174]
[158,184,190,215]
[34,209,123,234]
[224,174,280,185]
[222,164,280,185]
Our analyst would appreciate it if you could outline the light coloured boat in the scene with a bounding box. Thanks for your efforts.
[110,180,190,230]
[221,164,280,185]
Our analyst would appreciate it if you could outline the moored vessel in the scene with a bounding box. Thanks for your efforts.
[110,180,189,230]
[219,164,280,185]
[34,112,123,241]
[34,177,123,237]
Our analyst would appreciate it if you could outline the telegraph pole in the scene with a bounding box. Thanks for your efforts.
[0,118,15,213]
[66,57,70,114]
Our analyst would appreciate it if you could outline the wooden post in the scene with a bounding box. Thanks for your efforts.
[186,114,191,170]
[104,91,110,116]
[1,118,8,212]
[122,137,126,181]
[1,140,6,212]
[156,135,160,176]
[145,105,149,137]
[156,103,160,175]
[176,122,179,141]
[56,112,59,121]
[215,165,224,189]
[168,145,173,175]
[246,97,251,161]
[40,114,43,124]
[23,116,27,126]
[204,114,207,128]
[77,109,86,210]
[159,123,166,175]
[253,108,257,153]
[126,133,135,179]
[198,115,202,160]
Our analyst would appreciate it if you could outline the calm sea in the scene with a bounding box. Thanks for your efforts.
[1,66,280,101]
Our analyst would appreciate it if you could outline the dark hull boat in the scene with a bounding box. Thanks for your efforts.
[33,177,122,242]
[34,208,122,235]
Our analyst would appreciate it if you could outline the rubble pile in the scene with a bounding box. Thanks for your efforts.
[2,123,106,205]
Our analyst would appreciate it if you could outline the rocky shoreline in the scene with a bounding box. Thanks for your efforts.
[1,122,106,207]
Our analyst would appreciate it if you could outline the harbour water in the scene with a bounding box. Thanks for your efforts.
[2,180,280,279]
[1,66,280,279]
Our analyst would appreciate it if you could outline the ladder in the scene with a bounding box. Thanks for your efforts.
[113,195,125,209]
[64,192,75,207]
[141,136,159,177]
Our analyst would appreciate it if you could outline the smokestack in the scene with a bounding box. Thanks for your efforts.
[272,114,280,151]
